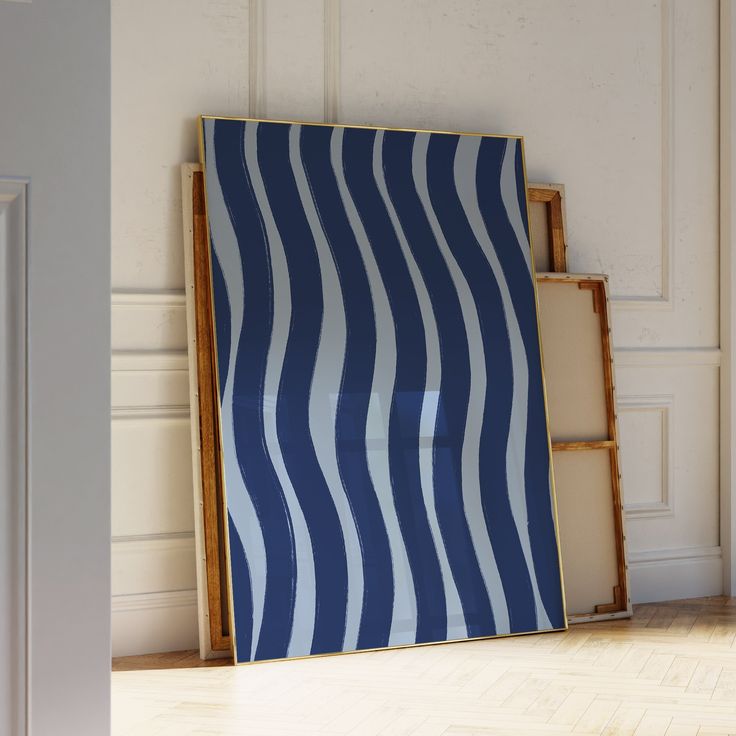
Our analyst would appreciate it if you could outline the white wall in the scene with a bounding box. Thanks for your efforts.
[0,0,111,733]
[111,0,250,656]
[111,0,721,655]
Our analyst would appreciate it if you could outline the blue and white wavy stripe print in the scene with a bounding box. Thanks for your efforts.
[201,118,565,663]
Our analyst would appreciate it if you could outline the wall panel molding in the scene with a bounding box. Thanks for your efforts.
[618,394,674,519]
[111,290,187,352]
[112,533,196,597]
[610,0,674,309]
[112,405,189,421]
[111,531,194,545]
[629,544,721,566]
[111,350,189,372]
[249,0,265,117]
[112,349,190,416]
[112,414,195,538]
[324,0,341,122]
[614,348,721,366]
[111,289,195,654]
[112,290,186,305]
[111,288,724,370]
[616,355,719,582]
[111,589,197,614]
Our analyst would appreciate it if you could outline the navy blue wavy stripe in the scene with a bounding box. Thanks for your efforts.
[227,513,253,658]
[475,137,564,628]
[211,120,296,660]
[425,133,537,633]
[381,131,495,638]
[209,247,230,401]
[514,144,531,242]
[299,124,394,650]
[256,122,349,655]
[342,127,446,643]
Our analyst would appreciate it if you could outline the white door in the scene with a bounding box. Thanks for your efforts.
[0,1,111,734]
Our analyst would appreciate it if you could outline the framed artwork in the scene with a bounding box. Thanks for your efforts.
[199,116,566,664]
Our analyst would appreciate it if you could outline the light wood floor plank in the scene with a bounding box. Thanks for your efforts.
[112,598,736,736]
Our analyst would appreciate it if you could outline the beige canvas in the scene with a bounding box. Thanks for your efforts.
[529,199,551,273]
[551,449,619,616]
[537,280,609,441]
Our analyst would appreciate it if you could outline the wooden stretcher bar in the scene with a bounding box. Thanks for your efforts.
[528,183,568,272]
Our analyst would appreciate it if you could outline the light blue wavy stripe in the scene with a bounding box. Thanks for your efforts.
[500,139,532,274]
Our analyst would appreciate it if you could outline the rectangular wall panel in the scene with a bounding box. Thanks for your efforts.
[112,0,250,291]
[111,355,199,655]
[340,0,719,346]
[338,0,720,606]
[112,535,197,597]
[617,361,720,553]
[112,417,195,538]
[618,396,673,518]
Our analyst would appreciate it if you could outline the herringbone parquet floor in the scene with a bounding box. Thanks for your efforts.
[111,597,736,736]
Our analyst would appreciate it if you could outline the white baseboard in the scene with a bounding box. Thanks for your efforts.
[628,546,723,603]
[112,590,198,657]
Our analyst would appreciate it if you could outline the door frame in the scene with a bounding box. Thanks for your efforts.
[720,0,736,596]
